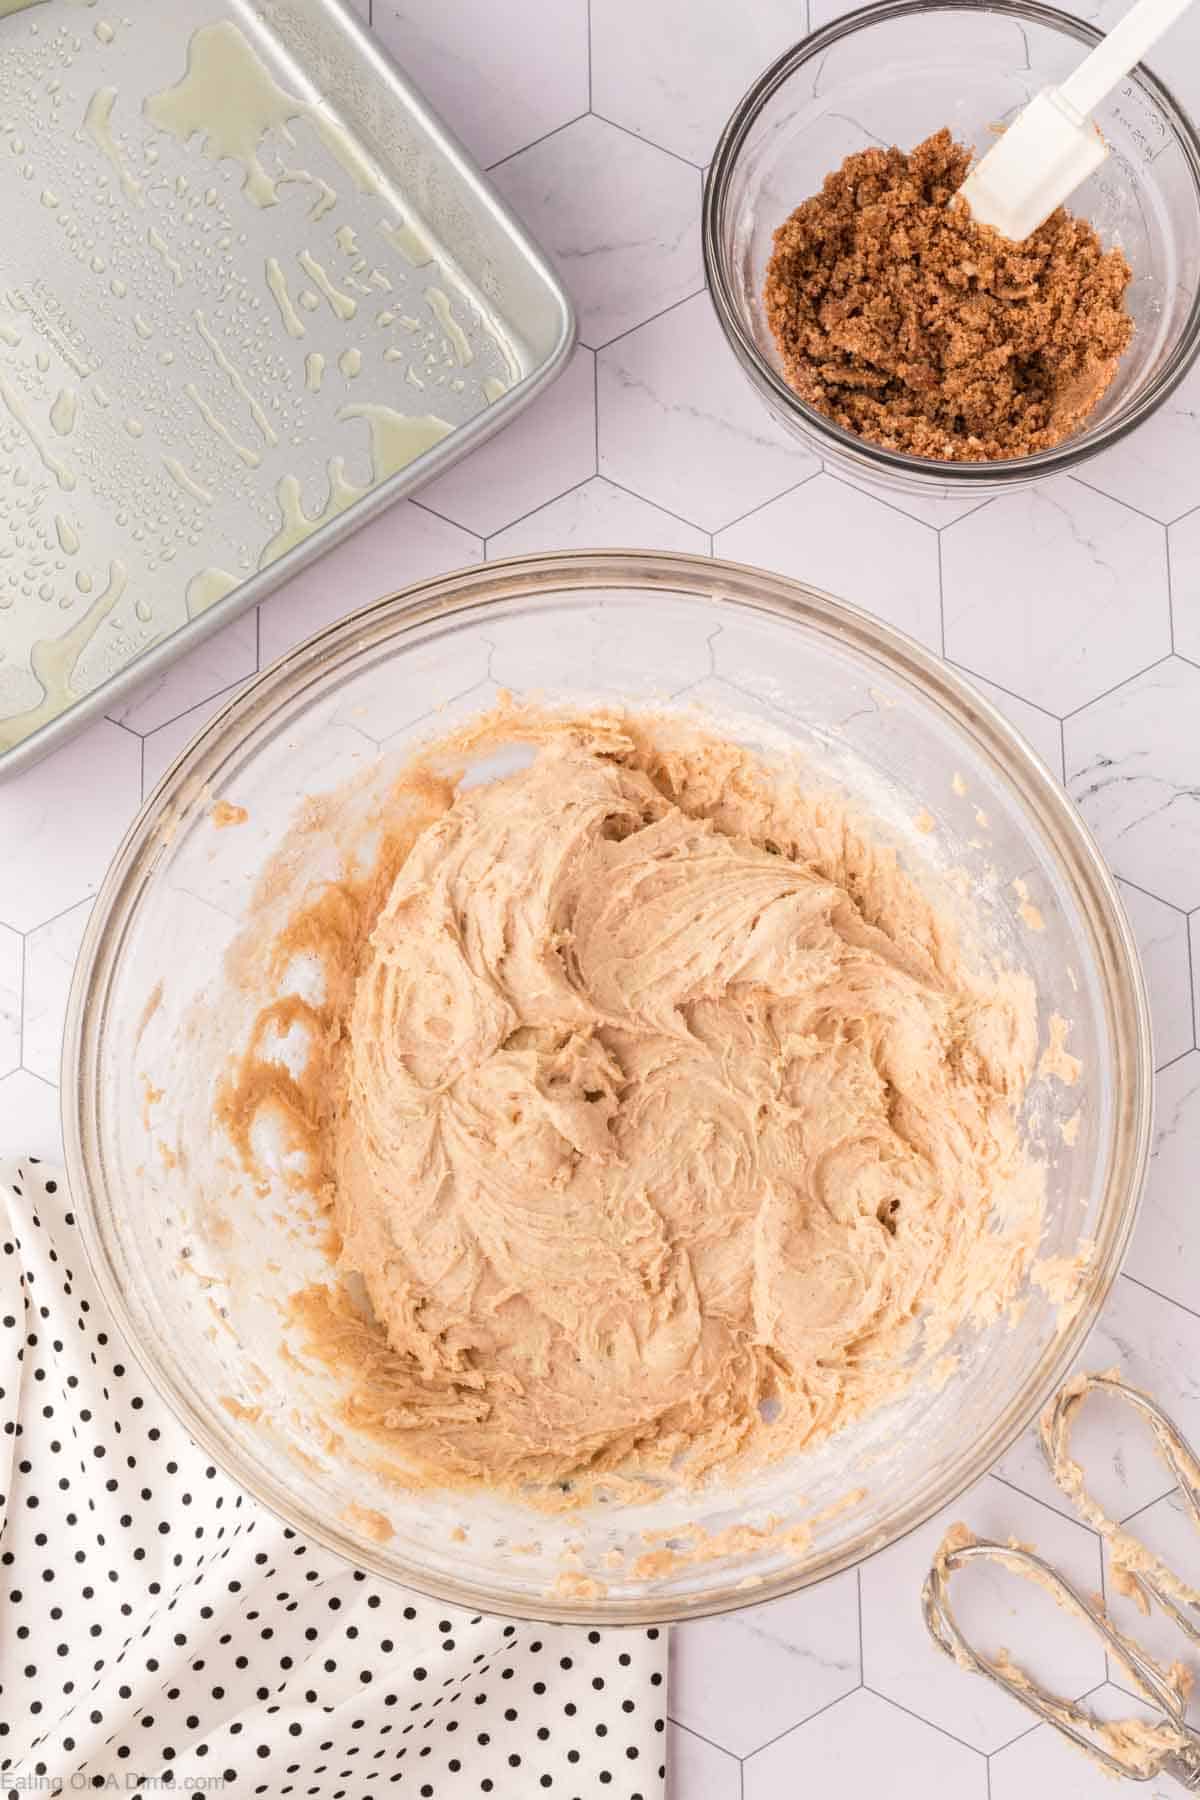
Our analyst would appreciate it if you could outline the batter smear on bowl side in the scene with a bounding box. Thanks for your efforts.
[219,707,1047,1498]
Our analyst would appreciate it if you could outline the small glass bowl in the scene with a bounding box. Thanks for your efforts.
[64,552,1151,1623]
[703,0,1200,498]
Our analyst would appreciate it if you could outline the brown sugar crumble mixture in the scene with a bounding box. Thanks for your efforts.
[764,128,1134,461]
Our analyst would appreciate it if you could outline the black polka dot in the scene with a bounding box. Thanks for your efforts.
[0,1159,672,1791]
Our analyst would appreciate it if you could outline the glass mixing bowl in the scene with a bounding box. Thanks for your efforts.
[64,551,1151,1623]
[703,0,1200,498]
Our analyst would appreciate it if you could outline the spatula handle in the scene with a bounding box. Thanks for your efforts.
[1060,0,1196,119]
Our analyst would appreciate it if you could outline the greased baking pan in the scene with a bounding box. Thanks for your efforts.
[0,0,574,773]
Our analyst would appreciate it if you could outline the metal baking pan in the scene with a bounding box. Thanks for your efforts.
[0,0,574,775]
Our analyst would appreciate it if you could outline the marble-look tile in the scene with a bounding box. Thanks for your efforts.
[665,1722,740,1800]
[104,612,258,736]
[372,0,588,169]
[490,117,702,348]
[942,481,1170,715]
[418,349,596,538]
[22,898,93,1087]
[141,690,244,801]
[1117,881,1195,1069]
[808,0,857,20]
[1168,504,1200,666]
[951,669,1064,781]
[1192,910,1200,1044]
[0,925,20,1080]
[1065,659,1200,911]
[832,467,991,532]
[715,473,941,651]
[257,499,482,667]
[1124,1049,1200,1311]
[995,1275,1200,1525]
[1084,365,1200,526]
[0,1069,63,1166]
[744,1688,987,1800]
[0,720,141,934]
[859,1476,1105,1751]
[598,293,813,531]
[592,0,803,166]
[990,1682,1180,1800]
[670,1571,859,1756]
[487,476,708,559]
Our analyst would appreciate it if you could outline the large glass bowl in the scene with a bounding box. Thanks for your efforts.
[64,552,1151,1623]
[703,0,1200,498]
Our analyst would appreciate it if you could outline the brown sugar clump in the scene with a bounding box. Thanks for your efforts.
[764,128,1134,461]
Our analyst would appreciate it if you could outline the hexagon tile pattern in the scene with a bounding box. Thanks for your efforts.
[5,3,1200,1797]
[995,1272,1200,1524]
[489,116,703,349]
[669,1571,859,1757]
[373,0,588,169]
[0,923,20,1079]
[1168,502,1200,664]
[942,478,1171,715]
[597,290,813,530]
[746,1690,987,1800]
[591,0,804,165]
[715,473,942,650]
[1065,658,1200,910]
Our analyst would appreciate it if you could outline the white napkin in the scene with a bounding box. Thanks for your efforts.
[0,1157,668,1798]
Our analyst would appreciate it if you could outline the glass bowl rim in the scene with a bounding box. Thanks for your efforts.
[63,548,1153,1623]
[701,0,1200,484]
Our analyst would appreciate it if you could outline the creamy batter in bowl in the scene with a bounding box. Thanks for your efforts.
[64,552,1151,1622]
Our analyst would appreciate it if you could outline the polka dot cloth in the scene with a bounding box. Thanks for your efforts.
[0,1159,668,1798]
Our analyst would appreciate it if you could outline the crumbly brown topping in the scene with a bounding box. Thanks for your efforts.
[763,128,1134,461]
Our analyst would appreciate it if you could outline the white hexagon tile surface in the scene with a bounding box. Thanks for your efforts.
[1,3,1199,1797]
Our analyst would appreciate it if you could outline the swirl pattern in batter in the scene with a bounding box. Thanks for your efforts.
[280,708,1043,1495]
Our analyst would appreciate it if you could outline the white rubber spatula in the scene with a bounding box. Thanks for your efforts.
[958,0,1196,241]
